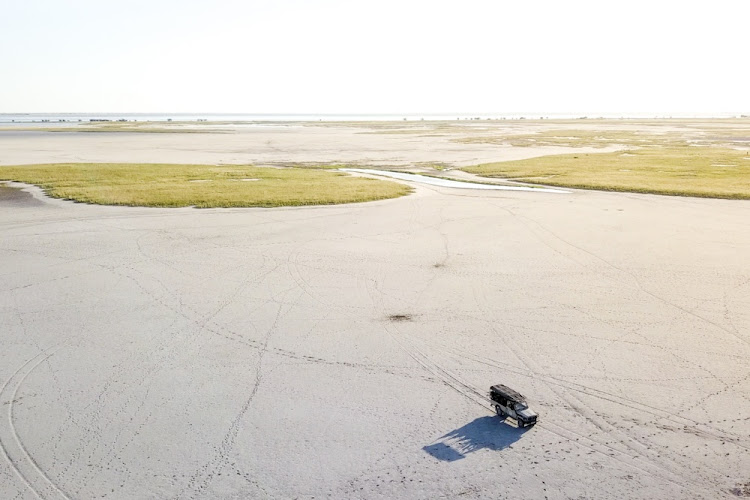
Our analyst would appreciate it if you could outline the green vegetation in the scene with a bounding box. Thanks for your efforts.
[464,147,750,199]
[456,129,688,148]
[454,120,750,149]
[0,163,411,207]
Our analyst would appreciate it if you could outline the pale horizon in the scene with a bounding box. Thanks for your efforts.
[1,111,747,119]
[2,0,749,114]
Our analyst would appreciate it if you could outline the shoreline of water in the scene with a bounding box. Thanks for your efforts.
[2,111,748,125]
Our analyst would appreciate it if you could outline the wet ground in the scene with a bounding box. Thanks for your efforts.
[340,168,569,193]
[0,183,44,207]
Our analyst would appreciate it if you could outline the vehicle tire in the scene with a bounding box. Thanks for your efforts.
[495,405,504,417]
[518,419,525,428]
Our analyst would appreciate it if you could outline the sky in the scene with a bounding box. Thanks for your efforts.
[1,0,748,115]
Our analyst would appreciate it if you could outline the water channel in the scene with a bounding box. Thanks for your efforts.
[340,169,568,193]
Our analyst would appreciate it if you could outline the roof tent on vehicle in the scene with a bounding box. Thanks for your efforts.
[490,384,527,404]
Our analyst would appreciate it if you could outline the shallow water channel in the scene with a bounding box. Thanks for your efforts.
[340,168,568,193]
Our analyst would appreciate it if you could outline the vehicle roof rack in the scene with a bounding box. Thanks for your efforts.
[490,384,527,403]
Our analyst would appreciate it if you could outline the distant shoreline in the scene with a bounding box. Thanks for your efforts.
[1,112,748,124]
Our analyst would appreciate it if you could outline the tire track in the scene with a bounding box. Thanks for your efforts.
[471,280,737,492]
[505,205,750,350]
[434,341,749,447]
[178,270,303,499]
[428,327,743,488]
[0,344,71,500]
[364,264,714,497]
[403,324,720,497]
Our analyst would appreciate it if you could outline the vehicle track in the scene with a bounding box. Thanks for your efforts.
[364,258,719,497]
[403,324,724,496]
[504,204,750,352]
[0,344,72,500]
[471,278,736,492]
[432,341,749,448]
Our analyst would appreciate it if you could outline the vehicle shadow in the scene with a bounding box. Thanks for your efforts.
[422,415,529,462]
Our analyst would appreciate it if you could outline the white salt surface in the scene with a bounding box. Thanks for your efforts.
[1,124,749,499]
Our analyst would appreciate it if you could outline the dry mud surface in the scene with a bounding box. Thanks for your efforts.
[1,124,750,499]
[0,123,616,167]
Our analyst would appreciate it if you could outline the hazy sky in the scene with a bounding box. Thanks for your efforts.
[2,0,748,114]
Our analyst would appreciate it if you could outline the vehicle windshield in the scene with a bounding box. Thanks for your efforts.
[514,402,528,411]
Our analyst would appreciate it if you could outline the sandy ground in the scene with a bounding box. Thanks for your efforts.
[1,125,750,499]
[0,124,618,167]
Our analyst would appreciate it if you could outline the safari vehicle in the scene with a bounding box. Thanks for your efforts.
[490,384,538,428]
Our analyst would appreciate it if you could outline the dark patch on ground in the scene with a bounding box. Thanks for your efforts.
[731,482,750,497]
[388,314,413,322]
[0,184,44,207]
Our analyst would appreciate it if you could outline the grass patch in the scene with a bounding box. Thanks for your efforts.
[453,121,750,149]
[456,129,688,148]
[0,163,411,207]
[464,147,750,199]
